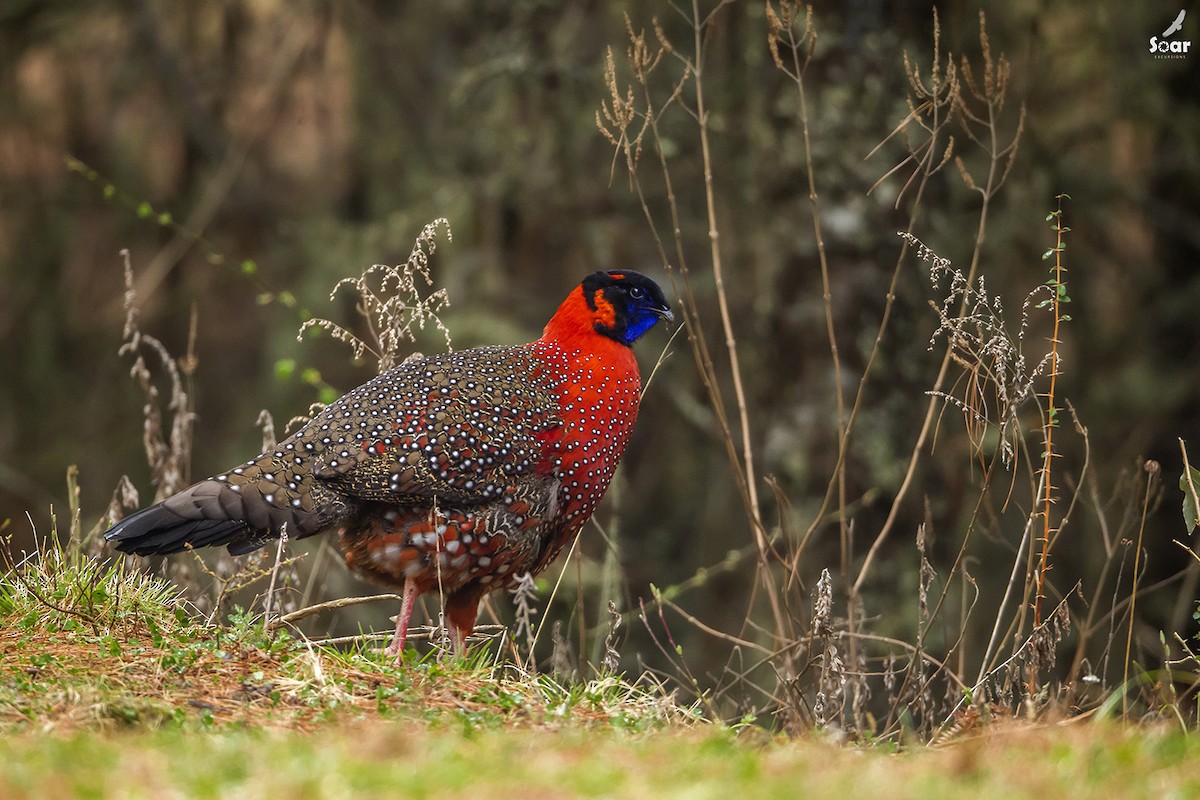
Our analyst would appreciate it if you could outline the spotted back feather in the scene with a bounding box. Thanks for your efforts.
[307,345,562,504]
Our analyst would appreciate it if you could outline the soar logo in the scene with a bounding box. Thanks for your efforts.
[1149,10,1192,58]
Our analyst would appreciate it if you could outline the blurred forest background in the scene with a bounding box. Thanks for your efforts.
[2,1,1199,727]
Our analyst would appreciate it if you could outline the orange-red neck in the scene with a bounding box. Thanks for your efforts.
[540,285,594,341]
[539,285,635,368]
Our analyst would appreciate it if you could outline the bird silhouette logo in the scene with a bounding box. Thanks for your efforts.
[1163,9,1186,37]
[1150,10,1192,57]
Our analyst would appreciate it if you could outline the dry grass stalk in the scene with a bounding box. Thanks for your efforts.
[510,571,540,660]
[600,3,794,701]
[115,249,196,506]
[903,232,1053,468]
[857,10,1026,597]
[767,2,851,594]
[602,601,623,674]
[1122,461,1160,717]
[299,218,453,374]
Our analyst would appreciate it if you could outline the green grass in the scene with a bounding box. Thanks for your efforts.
[1,719,1197,799]
[3,549,1197,799]
[0,545,696,734]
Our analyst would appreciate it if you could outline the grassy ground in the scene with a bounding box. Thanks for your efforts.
[3,702,1197,799]
[2,549,1197,799]
[2,720,1198,800]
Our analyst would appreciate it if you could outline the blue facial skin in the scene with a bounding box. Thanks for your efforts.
[622,306,665,344]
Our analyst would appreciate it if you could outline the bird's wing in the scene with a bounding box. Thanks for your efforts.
[1164,10,1186,37]
[304,345,563,505]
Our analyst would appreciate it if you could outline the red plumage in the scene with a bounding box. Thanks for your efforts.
[106,271,672,660]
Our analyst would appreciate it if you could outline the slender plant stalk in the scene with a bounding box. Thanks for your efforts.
[854,186,993,595]
[598,14,794,665]
[774,8,848,578]
[769,5,857,719]
[605,20,762,547]
[978,467,1042,684]
[1122,463,1157,718]
[691,0,764,540]
[1028,194,1069,692]
[263,523,288,622]
[669,2,790,649]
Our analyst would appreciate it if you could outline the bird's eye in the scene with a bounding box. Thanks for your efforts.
[628,287,645,299]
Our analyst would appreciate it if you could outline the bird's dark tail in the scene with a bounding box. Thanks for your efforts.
[106,451,334,556]
[106,480,270,556]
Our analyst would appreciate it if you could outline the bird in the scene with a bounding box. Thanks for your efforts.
[106,270,673,661]
[1163,9,1185,38]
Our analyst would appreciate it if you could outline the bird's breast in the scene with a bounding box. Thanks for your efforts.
[532,339,642,528]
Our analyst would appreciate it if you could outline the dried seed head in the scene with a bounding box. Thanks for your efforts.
[299,219,453,374]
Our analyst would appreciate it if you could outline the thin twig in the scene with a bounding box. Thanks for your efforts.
[267,593,403,631]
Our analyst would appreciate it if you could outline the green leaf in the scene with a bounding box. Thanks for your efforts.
[146,617,163,648]
[240,259,257,275]
[274,358,296,380]
[136,202,153,218]
[1179,466,1200,532]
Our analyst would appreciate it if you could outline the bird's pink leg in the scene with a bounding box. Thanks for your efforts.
[386,577,419,663]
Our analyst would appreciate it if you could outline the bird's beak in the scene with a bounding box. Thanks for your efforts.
[653,305,674,324]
